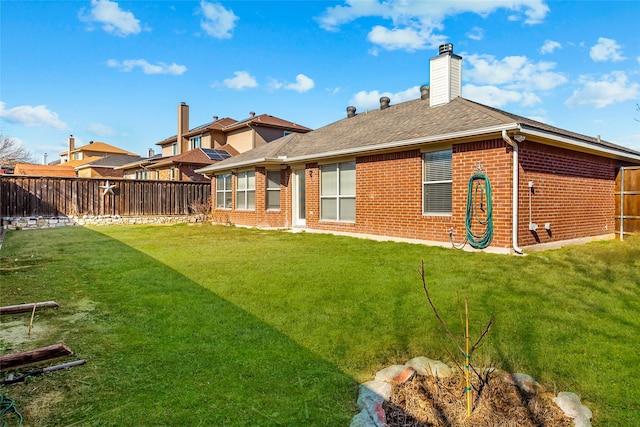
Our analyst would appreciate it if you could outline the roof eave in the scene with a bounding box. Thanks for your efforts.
[520,125,640,163]
[196,157,287,174]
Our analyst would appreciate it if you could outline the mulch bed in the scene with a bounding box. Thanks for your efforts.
[385,369,574,427]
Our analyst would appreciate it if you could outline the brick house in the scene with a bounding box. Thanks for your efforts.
[60,136,139,164]
[119,103,312,181]
[75,154,143,178]
[197,45,640,253]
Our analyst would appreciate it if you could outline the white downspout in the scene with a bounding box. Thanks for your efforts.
[502,130,524,254]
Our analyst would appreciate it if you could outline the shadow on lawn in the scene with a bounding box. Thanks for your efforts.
[1,226,358,426]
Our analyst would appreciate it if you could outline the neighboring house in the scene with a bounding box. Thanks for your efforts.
[156,103,311,158]
[75,154,143,178]
[117,153,164,180]
[12,138,141,177]
[121,103,312,181]
[117,148,232,181]
[60,136,139,164]
[197,44,640,253]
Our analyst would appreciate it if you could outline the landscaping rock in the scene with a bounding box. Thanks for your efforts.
[503,372,541,394]
[553,392,593,427]
[405,356,453,378]
[375,365,411,383]
[349,408,387,427]
[357,381,392,407]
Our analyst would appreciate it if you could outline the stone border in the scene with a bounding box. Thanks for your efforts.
[1,215,210,231]
[350,356,593,427]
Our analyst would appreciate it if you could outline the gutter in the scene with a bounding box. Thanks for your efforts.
[502,129,524,254]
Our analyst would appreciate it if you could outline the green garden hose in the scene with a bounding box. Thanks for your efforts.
[451,173,494,249]
[0,395,23,427]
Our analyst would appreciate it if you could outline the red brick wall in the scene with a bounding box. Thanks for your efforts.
[77,167,124,178]
[211,139,621,250]
[517,141,618,246]
[213,168,290,228]
[452,139,513,248]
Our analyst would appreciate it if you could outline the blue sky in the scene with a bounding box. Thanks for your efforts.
[1,0,639,163]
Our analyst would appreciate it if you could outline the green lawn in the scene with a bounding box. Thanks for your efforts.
[1,225,638,426]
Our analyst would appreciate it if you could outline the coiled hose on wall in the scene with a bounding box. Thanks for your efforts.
[451,172,494,249]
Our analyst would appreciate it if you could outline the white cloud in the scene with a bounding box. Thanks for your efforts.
[565,71,640,108]
[268,74,315,92]
[223,71,258,90]
[540,40,561,54]
[465,54,567,91]
[349,86,420,110]
[0,102,68,130]
[88,122,115,137]
[590,37,625,62]
[466,26,484,41]
[463,84,541,108]
[107,59,187,75]
[79,0,143,37]
[199,1,238,39]
[317,0,549,52]
[367,26,429,51]
[285,74,315,93]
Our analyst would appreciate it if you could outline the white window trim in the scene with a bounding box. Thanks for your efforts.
[236,170,255,211]
[216,173,232,210]
[266,170,281,211]
[320,161,356,223]
[189,135,202,150]
[422,149,453,216]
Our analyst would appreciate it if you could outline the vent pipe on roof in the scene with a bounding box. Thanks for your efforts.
[213,116,218,122]
[250,111,255,118]
[380,96,390,110]
[148,148,155,158]
[420,85,430,101]
[347,106,357,118]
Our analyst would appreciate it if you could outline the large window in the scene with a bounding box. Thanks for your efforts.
[216,173,232,209]
[320,161,356,222]
[266,170,281,210]
[236,170,255,210]
[423,150,452,215]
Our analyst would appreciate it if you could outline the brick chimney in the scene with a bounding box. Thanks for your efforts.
[429,43,462,107]
[177,102,189,155]
[66,135,75,162]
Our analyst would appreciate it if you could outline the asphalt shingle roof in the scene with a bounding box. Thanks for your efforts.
[200,96,640,173]
[78,154,143,168]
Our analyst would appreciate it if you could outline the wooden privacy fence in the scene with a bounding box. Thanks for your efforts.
[0,176,211,218]
[615,166,640,239]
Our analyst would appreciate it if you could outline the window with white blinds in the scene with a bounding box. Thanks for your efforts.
[236,170,255,210]
[266,170,281,210]
[215,173,232,209]
[320,161,356,222]
[423,150,452,215]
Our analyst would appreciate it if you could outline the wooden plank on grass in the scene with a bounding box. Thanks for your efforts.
[0,343,73,371]
[0,301,60,315]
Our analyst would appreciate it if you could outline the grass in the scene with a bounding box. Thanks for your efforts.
[1,224,639,426]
